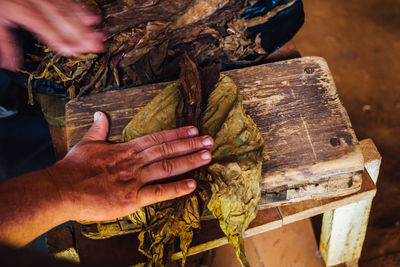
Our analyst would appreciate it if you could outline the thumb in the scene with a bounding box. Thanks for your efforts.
[82,111,109,142]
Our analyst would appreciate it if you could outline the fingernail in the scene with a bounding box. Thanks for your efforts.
[202,136,213,146]
[94,111,102,121]
[187,180,195,189]
[187,127,198,136]
[201,151,211,160]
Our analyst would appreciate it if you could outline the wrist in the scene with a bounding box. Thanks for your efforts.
[44,162,75,222]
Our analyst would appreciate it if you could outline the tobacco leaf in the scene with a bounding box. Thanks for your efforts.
[122,65,263,266]
[22,0,297,98]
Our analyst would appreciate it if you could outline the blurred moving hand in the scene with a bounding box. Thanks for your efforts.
[0,0,105,70]
[0,111,214,246]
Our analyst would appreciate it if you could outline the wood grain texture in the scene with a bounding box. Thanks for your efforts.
[278,170,376,225]
[66,56,363,200]
[359,138,381,183]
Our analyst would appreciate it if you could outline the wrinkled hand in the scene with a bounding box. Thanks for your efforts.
[51,112,214,221]
[0,0,105,70]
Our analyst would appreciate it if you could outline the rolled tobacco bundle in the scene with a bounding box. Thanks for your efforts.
[122,55,264,266]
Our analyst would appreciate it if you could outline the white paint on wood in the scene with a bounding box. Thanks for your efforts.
[320,199,372,265]
[320,139,381,266]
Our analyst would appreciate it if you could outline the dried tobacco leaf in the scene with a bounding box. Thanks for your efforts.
[22,0,299,98]
[126,55,213,267]
[122,59,263,266]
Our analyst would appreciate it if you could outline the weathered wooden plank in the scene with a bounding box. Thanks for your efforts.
[278,170,375,225]
[66,56,364,202]
[319,139,381,266]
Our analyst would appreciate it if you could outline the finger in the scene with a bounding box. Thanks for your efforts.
[137,179,196,207]
[128,126,199,152]
[140,150,212,183]
[31,0,104,54]
[81,111,109,142]
[70,1,102,26]
[0,1,104,56]
[0,24,21,71]
[138,135,214,165]
[0,2,77,55]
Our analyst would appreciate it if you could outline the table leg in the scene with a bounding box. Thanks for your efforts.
[319,139,381,266]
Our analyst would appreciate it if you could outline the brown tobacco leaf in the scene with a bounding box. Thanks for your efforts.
[122,71,263,266]
[23,0,297,98]
[175,54,203,127]
[124,56,213,266]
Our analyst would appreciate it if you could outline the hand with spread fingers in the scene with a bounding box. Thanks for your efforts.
[53,111,213,221]
[0,0,105,70]
[0,111,213,247]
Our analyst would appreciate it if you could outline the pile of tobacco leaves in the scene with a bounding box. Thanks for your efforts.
[21,0,298,100]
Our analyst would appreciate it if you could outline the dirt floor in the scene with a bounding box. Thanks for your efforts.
[293,0,400,265]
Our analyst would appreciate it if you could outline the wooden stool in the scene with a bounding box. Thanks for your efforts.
[43,44,380,267]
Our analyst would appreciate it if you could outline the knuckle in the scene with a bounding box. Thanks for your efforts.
[150,132,164,145]
[173,183,181,196]
[176,127,186,138]
[153,184,166,199]
[132,153,144,166]
[129,140,144,153]
[125,190,138,202]
[188,138,197,150]
[160,143,174,157]
[161,159,174,176]
[187,154,197,166]
[132,166,142,179]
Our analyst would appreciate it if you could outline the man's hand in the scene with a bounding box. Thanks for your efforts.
[0,0,105,70]
[51,111,213,221]
[0,111,213,247]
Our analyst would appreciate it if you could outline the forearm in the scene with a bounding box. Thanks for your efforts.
[0,167,69,247]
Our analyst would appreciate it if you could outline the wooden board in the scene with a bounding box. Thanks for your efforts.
[66,56,364,205]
